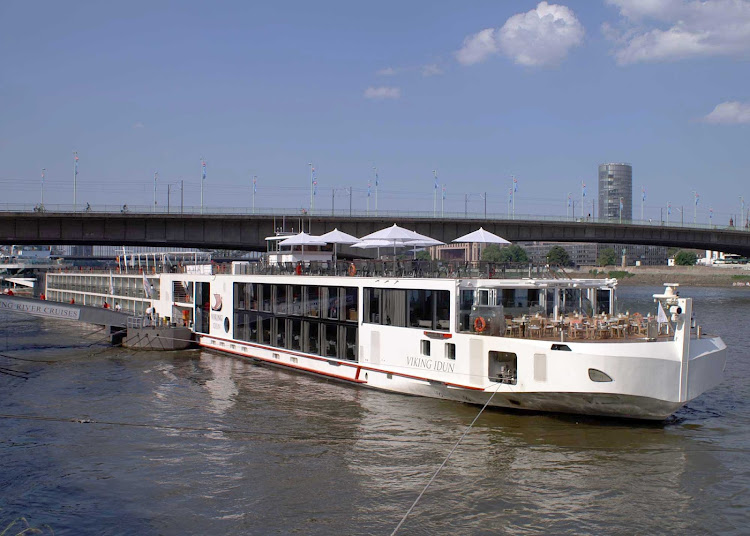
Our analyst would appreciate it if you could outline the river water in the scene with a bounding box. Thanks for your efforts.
[0,286,748,535]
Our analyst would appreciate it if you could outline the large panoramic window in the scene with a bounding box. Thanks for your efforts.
[365,288,449,331]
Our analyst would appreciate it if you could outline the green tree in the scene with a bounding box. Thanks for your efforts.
[481,244,503,262]
[499,244,529,263]
[597,247,618,267]
[546,245,572,266]
[481,244,529,263]
[674,250,698,266]
[415,250,431,261]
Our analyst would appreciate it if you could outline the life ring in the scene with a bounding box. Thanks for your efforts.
[348,263,357,277]
[474,316,487,333]
[295,263,302,275]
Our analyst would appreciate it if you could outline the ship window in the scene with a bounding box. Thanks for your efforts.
[445,343,455,360]
[289,285,302,316]
[488,351,517,385]
[322,287,340,320]
[250,283,259,310]
[324,323,338,358]
[420,340,431,356]
[478,290,489,306]
[409,290,433,328]
[305,322,320,354]
[435,290,450,331]
[345,326,357,360]
[274,317,286,348]
[290,319,302,350]
[275,285,288,315]
[305,286,319,317]
[261,284,272,312]
[259,316,271,344]
[364,288,381,323]
[344,287,358,322]
[382,289,407,327]
[501,289,516,308]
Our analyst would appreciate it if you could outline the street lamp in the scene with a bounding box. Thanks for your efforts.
[740,196,745,228]
[41,168,45,207]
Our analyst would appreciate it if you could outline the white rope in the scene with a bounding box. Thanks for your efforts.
[391,383,502,536]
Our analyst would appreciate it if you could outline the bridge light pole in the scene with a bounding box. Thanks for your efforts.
[740,196,745,228]
[41,168,45,207]
[153,172,158,213]
[73,151,78,212]
[693,191,699,223]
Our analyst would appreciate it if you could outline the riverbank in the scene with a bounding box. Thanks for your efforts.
[569,265,750,287]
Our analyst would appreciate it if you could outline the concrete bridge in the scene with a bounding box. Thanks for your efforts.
[1,211,750,256]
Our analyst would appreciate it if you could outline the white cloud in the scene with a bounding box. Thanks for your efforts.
[605,0,750,64]
[376,67,397,76]
[421,63,444,76]
[363,86,401,100]
[703,101,750,124]
[455,2,584,67]
[456,28,499,65]
[132,121,144,129]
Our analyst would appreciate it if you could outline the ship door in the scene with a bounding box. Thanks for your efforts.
[194,282,211,334]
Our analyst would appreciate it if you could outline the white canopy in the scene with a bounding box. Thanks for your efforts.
[403,237,444,247]
[278,232,327,247]
[318,228,360,245]
[452,227,510,244]
[359,223,427,242]
[351,239,396,249]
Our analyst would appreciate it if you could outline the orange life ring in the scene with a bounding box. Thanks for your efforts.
[348,263,357,277]
[295,263,302,275]
[474,316,487,333]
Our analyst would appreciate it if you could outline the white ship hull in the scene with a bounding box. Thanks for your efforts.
[46,266,727,420]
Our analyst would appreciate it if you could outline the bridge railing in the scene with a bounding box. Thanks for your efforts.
[3,203,749,233]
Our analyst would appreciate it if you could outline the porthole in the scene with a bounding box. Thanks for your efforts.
[224,317,230,333]
[588,368,613,382]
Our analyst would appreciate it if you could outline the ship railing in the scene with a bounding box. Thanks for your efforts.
[230,260,557,279]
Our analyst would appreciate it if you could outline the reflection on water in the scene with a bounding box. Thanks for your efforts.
[0,286,748,535]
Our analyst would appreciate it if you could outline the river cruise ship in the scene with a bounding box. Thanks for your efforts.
[45,254,726,420]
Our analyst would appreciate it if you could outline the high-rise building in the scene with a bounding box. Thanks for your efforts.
[598,163,632,221]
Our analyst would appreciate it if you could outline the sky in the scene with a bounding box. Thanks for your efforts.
[1,0,749,222]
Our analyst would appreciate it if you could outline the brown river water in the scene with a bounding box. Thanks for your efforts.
[1,286,748,535]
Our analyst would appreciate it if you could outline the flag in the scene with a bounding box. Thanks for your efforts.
[253,177,257,193]
[582,181,586,198]
[695,193,699,206]
[508,187,512,203]
[513,176,518,192]
[668,203,672,215]
[142,272,152,298]
[568,194,572,207]
[442,185,446,200]
[313,179,317,196]
[657,301,668,324]
[620,199,624,211]
[709,208,713,220]
[642,186,646,202]
[201,160,206,180]
[434,172,438,190]
[375,172,379,187]
[74,153,79,176]
[367,181,371,197]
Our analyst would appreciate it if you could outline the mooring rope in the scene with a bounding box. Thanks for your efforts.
[390,383,502,536]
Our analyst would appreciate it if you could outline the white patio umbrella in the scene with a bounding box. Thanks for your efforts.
[452,227,510,261]
[278,232,327,263]
[359,224,438,267]
[452,227,511,244]
[403,237,445,258]
[319,228,361,268]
